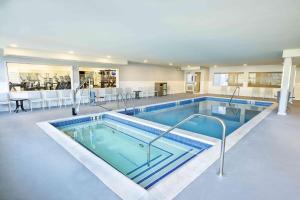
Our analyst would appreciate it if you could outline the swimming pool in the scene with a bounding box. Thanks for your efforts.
[121,97,273,139]
[51,114,211,189]
[39,96,275,199]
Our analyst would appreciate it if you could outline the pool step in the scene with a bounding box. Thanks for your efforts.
[128,148,200,189]
[139,149,199,189]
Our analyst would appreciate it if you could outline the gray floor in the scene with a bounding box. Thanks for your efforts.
[0,94,299,200]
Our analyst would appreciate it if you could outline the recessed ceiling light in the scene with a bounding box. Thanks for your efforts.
[68,51,74,54]
[169,62,173,66]
[106,55,111,58]
[243,64,247,66]
[143,59,148,63]
[9,43,18,48]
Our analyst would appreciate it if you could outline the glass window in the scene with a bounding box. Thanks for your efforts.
[7,63,72,92]
[79,67,118,88]
[248,72,282,88]
[213,72,243,86]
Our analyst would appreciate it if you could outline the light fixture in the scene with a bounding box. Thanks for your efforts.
[214,65,218,68]
[187,65,191,68]
[169,62,173,66]
[106,55,111,58]
[68,50,74,54]
[9,43,18,48]
[243,64,247,66]
[143,59,148,63]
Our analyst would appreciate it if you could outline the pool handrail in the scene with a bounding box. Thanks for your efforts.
[229,86,240,105]
[118,93,136,115]
[146,113,227,176]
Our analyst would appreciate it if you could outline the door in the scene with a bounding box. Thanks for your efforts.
[194,72,201,93]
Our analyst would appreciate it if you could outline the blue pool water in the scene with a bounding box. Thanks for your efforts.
[134,100,269,139]
[55,116,210,189]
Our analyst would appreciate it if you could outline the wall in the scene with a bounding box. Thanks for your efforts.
[183,67,209,94]
[207,65,283,98]
[294,66,300,100]
[118,63,184,94]
[0,57,9,92]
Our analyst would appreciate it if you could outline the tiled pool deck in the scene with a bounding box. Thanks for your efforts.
[0,93,300,200]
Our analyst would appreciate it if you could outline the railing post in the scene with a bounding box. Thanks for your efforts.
[218,122,226,177]
[146,113,227,176]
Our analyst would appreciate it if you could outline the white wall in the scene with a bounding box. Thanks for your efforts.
[0,57,9,92]
[207,65,283,98]
[118,63,184,94]
[183,67,209,94]
[294,66,300,100]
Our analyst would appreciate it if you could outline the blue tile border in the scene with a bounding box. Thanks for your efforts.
[193,97,206,102]
[131,153,173,181]
[144,147,206,189]
[179,99,193,105]
[137,149,193,184]
[50,116,92,128]
[126,154,162,176]
[119,96,273,116]
[144,102,176,112]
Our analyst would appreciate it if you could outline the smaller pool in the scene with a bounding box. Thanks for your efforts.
[121,97,273,139]
[52,114,211,189]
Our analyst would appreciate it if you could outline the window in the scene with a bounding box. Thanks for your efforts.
[213,73,243,86]
[7,63,72,92]
[248,72,282,88]
[79,67,118,88]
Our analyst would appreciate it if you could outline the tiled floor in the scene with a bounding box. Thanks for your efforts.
[0,94,299,200]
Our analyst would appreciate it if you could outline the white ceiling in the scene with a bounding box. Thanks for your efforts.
[0,0,300,66]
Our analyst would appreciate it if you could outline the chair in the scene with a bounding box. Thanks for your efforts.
[80,89,90,104]
[104,88,113,101]
[28,91,44,111]
[95,88,105,103]
[60,90,73,107]
[147,86,156,97]
[43,90,61,109]
[137,87,145,98]
[124,87,133,99]
[111,88,118,101]
[0,93,11,112]
[116,88,124,100]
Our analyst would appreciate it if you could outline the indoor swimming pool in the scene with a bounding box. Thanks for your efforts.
[52,114,211,189]
[39,96,275,199]
[122,97,273,139]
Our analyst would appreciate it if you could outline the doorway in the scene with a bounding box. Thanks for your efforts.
[194,72,201,93]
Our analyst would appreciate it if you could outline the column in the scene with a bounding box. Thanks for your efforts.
[72,65,80,89]
[278,57,293,115]
[0,49,9,92]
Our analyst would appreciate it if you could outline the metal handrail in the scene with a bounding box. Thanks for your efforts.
[118,92,136,115]
[147,113,227,176]
[72,78,91,115]
[229,86,240,105]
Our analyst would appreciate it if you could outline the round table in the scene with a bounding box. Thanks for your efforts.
[133,90,142,99]
[10,98,28,113]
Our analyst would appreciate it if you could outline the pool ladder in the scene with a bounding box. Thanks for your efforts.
[146,113,227,177]
[118,93,137,116]
[72,78,92,116]
[229,86,240,106]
